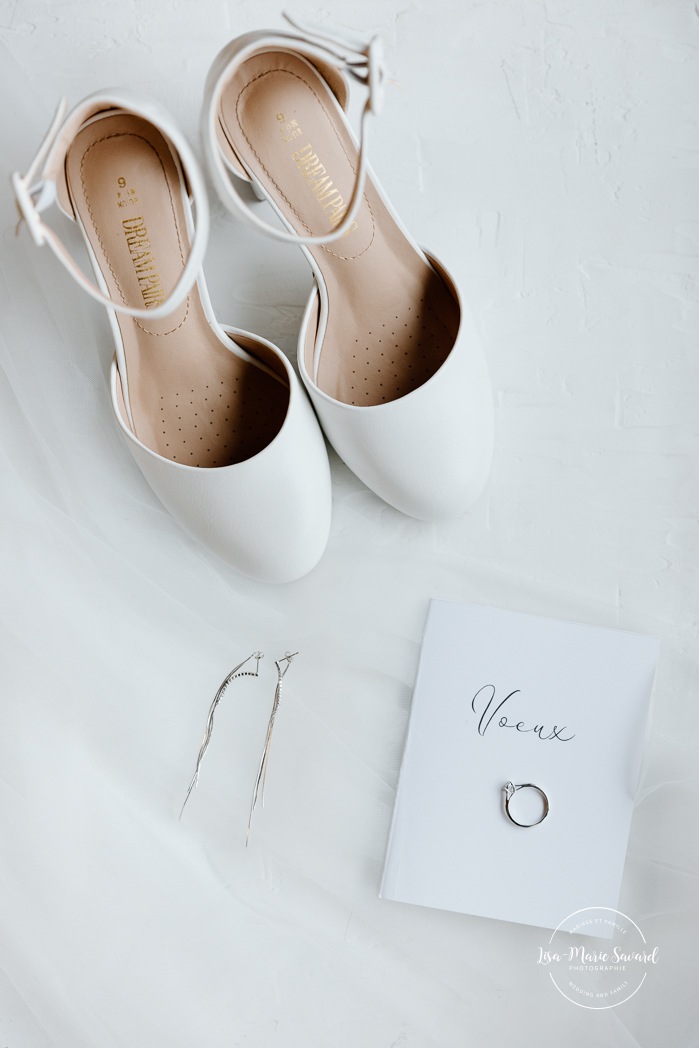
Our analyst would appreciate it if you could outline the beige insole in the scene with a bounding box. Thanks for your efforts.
[65,113,288,467]
[218,51,460,407]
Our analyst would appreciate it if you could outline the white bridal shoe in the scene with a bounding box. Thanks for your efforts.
[202,15,494,519]
[12,91,332,582]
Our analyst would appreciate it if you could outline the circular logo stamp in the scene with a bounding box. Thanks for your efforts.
[536,906,659,1009]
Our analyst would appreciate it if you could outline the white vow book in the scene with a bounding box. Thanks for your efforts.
[380,600,659,933]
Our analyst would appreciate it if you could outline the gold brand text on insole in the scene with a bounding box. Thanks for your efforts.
[121,215,166,308]
[291,141,358,234]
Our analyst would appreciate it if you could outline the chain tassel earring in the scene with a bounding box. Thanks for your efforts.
[180,651,264,820]
[246,652,297,845]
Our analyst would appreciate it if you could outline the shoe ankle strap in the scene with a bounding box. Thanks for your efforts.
[203,12,387,247]
[12,91,209,320]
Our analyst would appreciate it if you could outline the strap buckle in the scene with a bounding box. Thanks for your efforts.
[12,172,55,245]
[11,96,68,244]
[366,35,386,115]
[282,12,387,114]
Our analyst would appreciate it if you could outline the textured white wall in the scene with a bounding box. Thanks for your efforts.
[0,2,697,1046]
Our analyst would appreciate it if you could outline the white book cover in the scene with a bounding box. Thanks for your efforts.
[380,600,659,934]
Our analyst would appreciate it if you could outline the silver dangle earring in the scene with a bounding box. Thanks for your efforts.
[247,651,298,845]
[180,651,264,820]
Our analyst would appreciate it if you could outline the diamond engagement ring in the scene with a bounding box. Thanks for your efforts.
[502,781,549,827]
